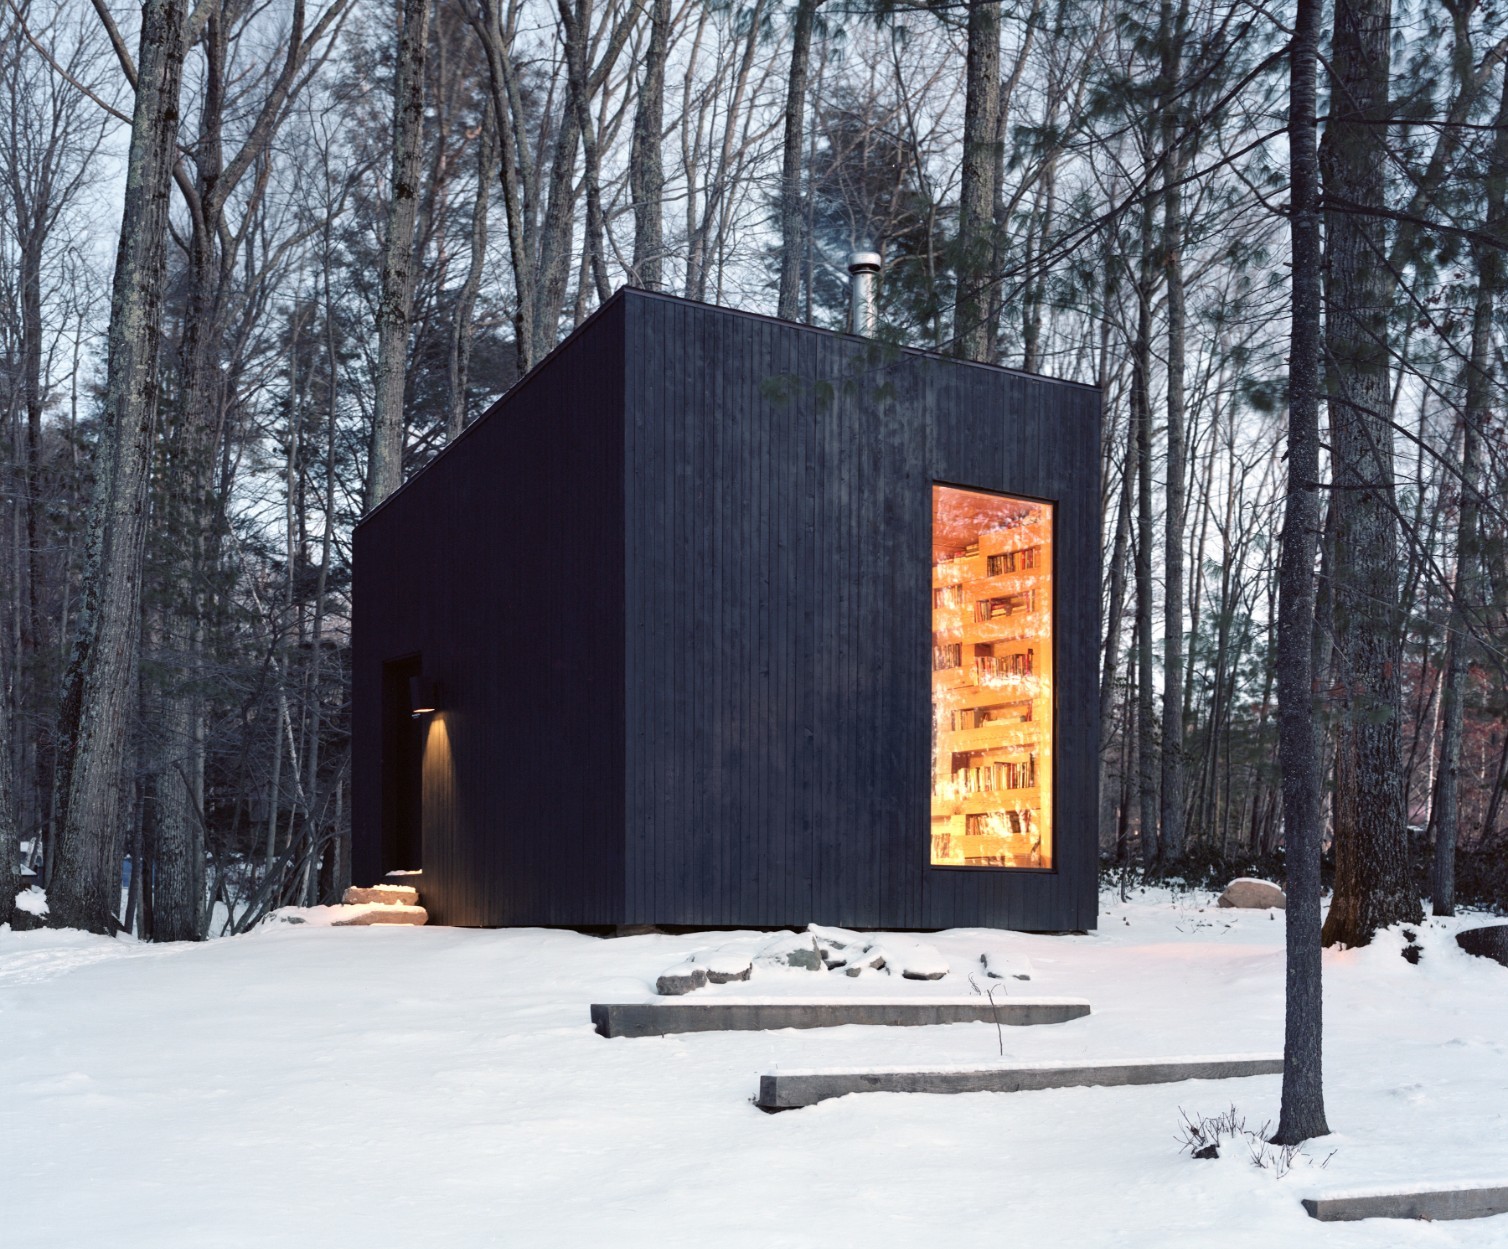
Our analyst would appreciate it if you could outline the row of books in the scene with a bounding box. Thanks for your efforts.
[965,809,1040,838]
[943,701,1033,731]
[975,590,1036,621]
[987,545,1042,576]
[949,756,1037,794]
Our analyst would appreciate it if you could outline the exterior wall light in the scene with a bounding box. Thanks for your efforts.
[409,675,442,718]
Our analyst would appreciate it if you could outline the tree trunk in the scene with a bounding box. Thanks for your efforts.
[629,0,670,290]
[1431,68,1508,917]
[0,658,17,928]
[776,0,820,321]
[1272,0,1330,1145]
[50,0,189,935]
[448,119,495,440]
[954,0,1000,361]
[1158,0,1188,863]
[1319,0,1420,947]
[1131,203,1159,871]
[367,0,433,510]
[1099,405,1135,848]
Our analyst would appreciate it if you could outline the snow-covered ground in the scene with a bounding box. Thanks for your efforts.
[4,888,1508,1247]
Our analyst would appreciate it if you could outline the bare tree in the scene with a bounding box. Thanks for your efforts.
[954,0,1000,360]
[368,0,433,510]
[1319,0,1421,947]
[50,0,192,934]
[1272,0,1329,1146]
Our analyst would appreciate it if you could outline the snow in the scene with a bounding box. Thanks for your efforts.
[5,888,1508,1247]
[14,886,47,916]
[628,995,1090,1009]
[772,1051,1281,1077]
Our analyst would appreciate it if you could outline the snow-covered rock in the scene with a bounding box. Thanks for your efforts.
[1216,878,1286,910]
[981,950,1033,980]
[842,946,888,977]
[655,966,708,995]
[756,932,823,971]
[807,923,865,967]
[885,938,949,980]
[703,951,753,984]
[1456,924,1508,968]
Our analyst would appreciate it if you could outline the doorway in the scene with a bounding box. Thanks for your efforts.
[380,655,424,874]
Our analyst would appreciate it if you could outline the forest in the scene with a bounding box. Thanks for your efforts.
[0,0,1503,965]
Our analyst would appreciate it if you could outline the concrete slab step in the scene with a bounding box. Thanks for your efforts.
[590,996,1091,1038]
[1303,1183,1508,1223]
[755,1052,1283,1110]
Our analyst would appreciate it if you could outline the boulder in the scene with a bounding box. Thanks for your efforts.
[843,947,888,977]
[981,951,1033,981]
[655,966,709,996]
[1456,925,1508,968]
[343,884,420,906]
[1216,878,1286,910]
[332,904,428,926]
[756,933,824,971]
[887,938,949,980]
[808,923,866,967]
[704,953,753,984]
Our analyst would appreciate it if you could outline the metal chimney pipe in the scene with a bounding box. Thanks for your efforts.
[847,249,881,336]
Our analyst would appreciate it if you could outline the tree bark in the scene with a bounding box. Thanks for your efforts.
[1431,68,1508,916]
[776,0,820,321]
[629,0,670,290]
[1273,0,1329,1145]
[0,658,17,928]
[367,0,433,510]
[1131,202,1159,870]
[51,0,189,934]
[1158,0,1188,863]
[954,0,1000,361]
[1319,0,1421,947]
[448,119,494,440]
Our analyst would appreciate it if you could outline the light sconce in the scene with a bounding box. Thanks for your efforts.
[409,675,443,718]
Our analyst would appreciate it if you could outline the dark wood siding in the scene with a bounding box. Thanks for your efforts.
[353,299,626,925]
[621,293,1099,930]
[354,288,1098,931]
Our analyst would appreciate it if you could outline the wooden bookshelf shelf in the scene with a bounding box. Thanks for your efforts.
[931,485,1054,869]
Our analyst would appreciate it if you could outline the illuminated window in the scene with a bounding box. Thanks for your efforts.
[931,485,1054,869]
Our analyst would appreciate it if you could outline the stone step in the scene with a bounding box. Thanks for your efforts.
[332,904,428,927]
[1303,1183,1508,1223]
[755,1053,1283,1111]
[590,996,1090,1038]
[343,884,420,906]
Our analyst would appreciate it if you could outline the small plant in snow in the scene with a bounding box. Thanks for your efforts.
[1176,1106,1334,1178]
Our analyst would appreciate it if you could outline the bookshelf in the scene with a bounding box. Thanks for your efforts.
[930,485,1054,868]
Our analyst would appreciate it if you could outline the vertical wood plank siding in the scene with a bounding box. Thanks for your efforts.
[352,299,626,925]
[354,289,1099,931]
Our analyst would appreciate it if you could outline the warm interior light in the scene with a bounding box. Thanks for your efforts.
[409,675,441,718]
[931,484,1054,869]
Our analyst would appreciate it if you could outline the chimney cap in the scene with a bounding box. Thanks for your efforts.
[847,250,882,274]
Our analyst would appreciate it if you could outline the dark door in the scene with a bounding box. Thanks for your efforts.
[380,655,424,873]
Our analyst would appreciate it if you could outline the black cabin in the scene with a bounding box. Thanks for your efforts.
[352,289,1101,932]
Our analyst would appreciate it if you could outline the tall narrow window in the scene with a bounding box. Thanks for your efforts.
[931,485,1054,868]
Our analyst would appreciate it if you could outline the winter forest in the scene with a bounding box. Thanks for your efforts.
[2,0,1506,970]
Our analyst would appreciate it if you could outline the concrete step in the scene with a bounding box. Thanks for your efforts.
[343,884,420,906]
[755,1053,1283,1111]
[332,904,428,927]
[590,996,1090,1038]
[1304,1183,1508,1223]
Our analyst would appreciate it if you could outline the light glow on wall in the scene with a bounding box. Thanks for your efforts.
[931,484,1054,869]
